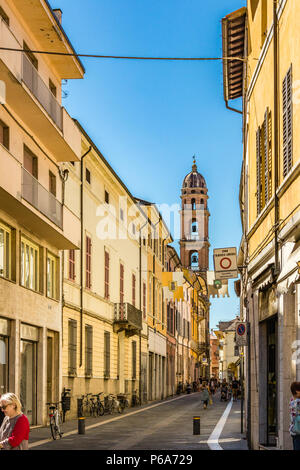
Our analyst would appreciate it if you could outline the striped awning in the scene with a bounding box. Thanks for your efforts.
[222,7,247,101]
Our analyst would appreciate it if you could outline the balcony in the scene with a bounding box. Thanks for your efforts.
[0,19,81,162]
[0,146,80,249]
[22,167,63,229]
[22,54,62,130]
[114,303,142,336]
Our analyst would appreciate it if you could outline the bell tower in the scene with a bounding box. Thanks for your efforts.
[179,158,210,273]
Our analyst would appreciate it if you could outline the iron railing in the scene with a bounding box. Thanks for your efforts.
[114,303,142,331]
[22,53,63,130]
[22,168,63,229]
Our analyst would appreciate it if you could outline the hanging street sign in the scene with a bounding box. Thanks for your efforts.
[235,322,248,346]
[213,247,238,280]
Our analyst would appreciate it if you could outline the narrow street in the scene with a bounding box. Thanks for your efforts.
[29,392,247,451]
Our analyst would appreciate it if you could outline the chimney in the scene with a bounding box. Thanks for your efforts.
[53,8,62,24]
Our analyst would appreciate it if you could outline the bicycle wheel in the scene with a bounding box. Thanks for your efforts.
[97,403,104,416]
[118,403,124,414]
[57,413,64,438]
[50,415,58,440]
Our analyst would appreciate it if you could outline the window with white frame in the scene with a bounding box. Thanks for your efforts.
[0,222,11,280]
[20,237,39,291]
[47,252,57,299]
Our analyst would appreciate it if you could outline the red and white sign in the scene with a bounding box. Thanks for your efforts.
[213,247,238,280]
[236,322,248,346]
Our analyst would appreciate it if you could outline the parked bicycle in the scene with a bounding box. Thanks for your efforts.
[117,393,129,413]
[91,393,105,416]
[46,401,63,440]
[80,393,93,417]
[131,390,140,407]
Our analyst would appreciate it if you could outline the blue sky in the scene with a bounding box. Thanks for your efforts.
[53,0,246,329]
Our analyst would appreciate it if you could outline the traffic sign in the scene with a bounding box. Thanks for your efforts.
[235,322,248,346]
[213,247,238,280]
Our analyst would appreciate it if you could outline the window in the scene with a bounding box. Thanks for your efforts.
[105,190,109,204]
[104,250,109,299]
[47,252,57,299]
[0,222,11,280]
[283,65,293,178]
[143,282,146,319]
[120,208,124,221]
[69,250,75,281]
[86,236,91,289]
[68,319,77,376]
[120,264,124,304]
[21,237,39,291]
[49,171,56,197]
[104,331,110,378]
[85,325,93,376]
[23,41,38,70]
[0,6,9,26]
[256,108,272,216]
[0,120,9,150]
[49,79,57,98]
[132,274,136,307]
[86,168,91,184]
[24,146,38,178]
[132,341,136,379]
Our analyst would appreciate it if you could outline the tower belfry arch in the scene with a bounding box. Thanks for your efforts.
[179,157,210,274]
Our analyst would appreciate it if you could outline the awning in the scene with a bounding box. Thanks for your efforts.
[222,7,247,101]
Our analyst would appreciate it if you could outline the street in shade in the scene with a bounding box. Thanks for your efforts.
[29,391,247,451]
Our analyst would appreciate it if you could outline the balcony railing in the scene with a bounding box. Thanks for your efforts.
[114,303,142,332]
[22,53,63,130]
[22,168,63,229]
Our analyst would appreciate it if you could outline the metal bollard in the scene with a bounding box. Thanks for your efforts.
[78,417,85,434]
[193,416,200,435]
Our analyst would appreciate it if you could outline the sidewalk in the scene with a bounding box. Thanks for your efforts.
[217,399,248,450]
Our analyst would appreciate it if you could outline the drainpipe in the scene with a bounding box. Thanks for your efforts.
[273,0,280,277]
[139,217,148,404]
[59,166,69,395]
[80,146,92,367]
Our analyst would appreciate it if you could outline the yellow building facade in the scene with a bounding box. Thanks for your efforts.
[223,0,300,450]
[0,0,84,425]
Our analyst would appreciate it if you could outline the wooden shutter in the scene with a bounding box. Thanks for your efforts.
[143,282,146,319]
[68,320,77,375]
[86,236,91,289]
[264,109,269,205]
[85,325,93,376]
[268,110,272,200]
[104,251,109,299]
[120,264,124,304]
[283,65,293,178]
[256,127,262,216]
[69,249,75,281]
[132,341,137,379]
[132,274,136,307]
[104,331,110,378]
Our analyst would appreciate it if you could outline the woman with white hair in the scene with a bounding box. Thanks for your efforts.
[0,393,30,450]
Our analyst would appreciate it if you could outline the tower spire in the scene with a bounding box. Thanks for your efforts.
[192,155,197,172]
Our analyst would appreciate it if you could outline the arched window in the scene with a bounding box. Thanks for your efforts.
[191,220,198,238]
[191,198,196,210]
[200,198,204,206]
[190,251,199,269]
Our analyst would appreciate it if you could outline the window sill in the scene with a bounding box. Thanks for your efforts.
[68,372,77,378]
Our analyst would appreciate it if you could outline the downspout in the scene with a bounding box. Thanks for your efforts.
[59,166,69,396]
[273,0,280,276]
[80,146,92,367]
[139,217,148,404]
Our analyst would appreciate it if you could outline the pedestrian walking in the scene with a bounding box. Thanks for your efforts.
[0,393,30,450]
[232,377,239,401]
[289,382,300,450]
[200,385,210,409]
